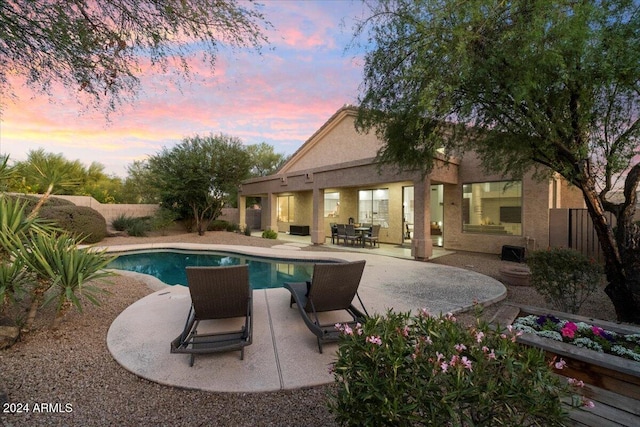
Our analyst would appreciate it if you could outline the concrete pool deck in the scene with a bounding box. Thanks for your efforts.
[105,243,506,393]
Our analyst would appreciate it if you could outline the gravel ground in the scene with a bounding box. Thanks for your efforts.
[0,230,618,427]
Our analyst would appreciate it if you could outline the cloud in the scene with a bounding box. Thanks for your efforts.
[0,1,366,177]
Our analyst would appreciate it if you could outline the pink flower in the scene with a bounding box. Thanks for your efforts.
[401,325,410,337]
[561,322,578,339]
[554,358,567,370]
[461,356,473,371]
[454,343,467,352]
[440,362,449,373]
[366,335,382,345]
[591,326,604,337]
[449,355,460,367]
[356,323,363,335]
[486,349,496,360]
[475,331,485,343]
[568,378,585,388]
[582,398,595,408]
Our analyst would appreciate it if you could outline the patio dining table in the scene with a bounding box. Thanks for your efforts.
[354,226,372,248]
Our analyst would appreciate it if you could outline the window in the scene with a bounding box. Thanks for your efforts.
[358,189,389,227]
[462,181,522,235]
[277,195,295,223]
[324,192,340,218]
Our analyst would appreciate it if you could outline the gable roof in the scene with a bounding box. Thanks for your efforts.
[278,105,382,174]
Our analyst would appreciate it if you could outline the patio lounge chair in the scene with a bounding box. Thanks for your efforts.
[284,260,368,353]
[170,265,253,366]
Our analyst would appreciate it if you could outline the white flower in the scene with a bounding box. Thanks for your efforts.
[536,330,563,341]
[573,338,603,352]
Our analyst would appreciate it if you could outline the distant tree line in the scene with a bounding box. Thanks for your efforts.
[1,137,288,232]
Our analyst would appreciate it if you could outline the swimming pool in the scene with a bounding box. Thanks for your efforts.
[107,249,329,290]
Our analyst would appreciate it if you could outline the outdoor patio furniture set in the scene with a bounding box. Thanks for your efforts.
[170,260,369,365]
[331,223,380,248]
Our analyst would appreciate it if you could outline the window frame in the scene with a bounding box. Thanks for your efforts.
[461,180,523,236]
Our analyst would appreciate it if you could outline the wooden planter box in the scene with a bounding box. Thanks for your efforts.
[506,304,640,427]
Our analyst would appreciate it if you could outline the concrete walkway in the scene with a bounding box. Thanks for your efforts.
[106,244,506,393]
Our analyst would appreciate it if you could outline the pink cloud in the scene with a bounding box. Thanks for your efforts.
[0,1,366,177]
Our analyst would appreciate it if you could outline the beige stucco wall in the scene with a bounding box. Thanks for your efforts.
[281,110,381,174]
[442,153,552,254]
[39,195,159,227]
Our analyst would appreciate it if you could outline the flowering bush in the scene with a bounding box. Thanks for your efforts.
[526,248,602,314]
[329,310,589,426]
[513,314,640,362]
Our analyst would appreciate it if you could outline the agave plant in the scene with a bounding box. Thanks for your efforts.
[20,233,115,327]
[0,258,31,313]
[0,195,57,257]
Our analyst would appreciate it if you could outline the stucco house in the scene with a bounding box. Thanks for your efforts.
[238,106,585,260]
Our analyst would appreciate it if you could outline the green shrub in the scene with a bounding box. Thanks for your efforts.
[330,310,584,426]
[226,222,240,232]
[38,205,107,244]
[111,214,138,231]
[208,220,230,231]
[126,219,151,237]
[261,229,277,239]
[6,194,74,214]
[527,248,603,314]
[150,208,178,234]
[244,226,252,236]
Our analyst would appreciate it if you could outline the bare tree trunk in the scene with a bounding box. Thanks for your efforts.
[581,179,640,323]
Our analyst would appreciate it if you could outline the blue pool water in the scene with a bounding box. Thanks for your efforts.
[107,250,326,290]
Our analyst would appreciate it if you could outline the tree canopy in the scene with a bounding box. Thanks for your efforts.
[0,0,270,110]
[246,142,289,177]
[146,134,251,235]
[355,0,640,322]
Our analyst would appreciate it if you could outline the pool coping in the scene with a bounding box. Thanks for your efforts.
[105,244,507,393]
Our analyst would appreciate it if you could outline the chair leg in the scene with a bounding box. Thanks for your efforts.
[189,353,195,367]
[317,337,323,354]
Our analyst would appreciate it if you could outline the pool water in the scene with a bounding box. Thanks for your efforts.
[108,250,325,290]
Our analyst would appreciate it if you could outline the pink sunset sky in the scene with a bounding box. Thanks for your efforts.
[0,1,369,178]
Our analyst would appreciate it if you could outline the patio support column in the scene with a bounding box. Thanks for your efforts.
[311,187,325,245]
[238,195,246,231]
[412,177,433,260]
[265,192,278,233]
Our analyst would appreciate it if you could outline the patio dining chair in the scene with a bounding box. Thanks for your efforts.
[363,224,381,248]
[284,260,368,353]
[330,223,338,244]
[344,224,362,246]
[170,265,253,366]
[335,224,347,245]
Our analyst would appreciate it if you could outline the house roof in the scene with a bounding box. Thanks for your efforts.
[278,104,380,174]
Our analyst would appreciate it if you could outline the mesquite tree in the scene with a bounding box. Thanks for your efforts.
[0,0,269,111]
[146,134,251,235]
[354,0,640,322]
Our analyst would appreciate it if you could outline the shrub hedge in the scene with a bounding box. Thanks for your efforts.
[38,205,108,244]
